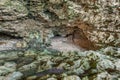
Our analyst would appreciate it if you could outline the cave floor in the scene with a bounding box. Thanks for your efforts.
[48,37,85,52]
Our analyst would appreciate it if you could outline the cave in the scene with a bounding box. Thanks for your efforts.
[0,0,120,80]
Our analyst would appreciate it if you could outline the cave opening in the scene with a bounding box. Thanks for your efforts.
[47,29,86,52]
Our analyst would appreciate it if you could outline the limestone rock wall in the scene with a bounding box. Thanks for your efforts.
[0,0,120,50]
[70,0,120,49]
[0,0,120,80]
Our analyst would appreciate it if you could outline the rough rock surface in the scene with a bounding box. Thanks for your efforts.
[0,47,119,80]
[0,0,120,80]
[0,0,119,50]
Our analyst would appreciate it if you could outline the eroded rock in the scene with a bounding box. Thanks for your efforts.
[0,0,28,21]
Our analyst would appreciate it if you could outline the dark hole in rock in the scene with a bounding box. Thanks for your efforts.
[52,30,62,37]
[0,32,23,40]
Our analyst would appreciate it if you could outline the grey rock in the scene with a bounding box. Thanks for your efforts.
[0,62,16,76]
[0,0,28,21]
[5,72,23,80]
[0,51,19,60]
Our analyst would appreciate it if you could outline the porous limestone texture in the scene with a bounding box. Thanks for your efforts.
[0,0,119,50]
[0,0,120,80]
[0,47,119,80]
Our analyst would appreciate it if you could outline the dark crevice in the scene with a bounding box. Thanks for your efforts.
[0,32,23,39]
